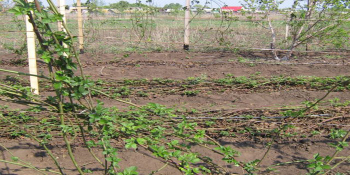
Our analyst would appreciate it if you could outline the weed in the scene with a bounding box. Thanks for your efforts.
[186,76,204,85]
[124,78,148,85]
[329,98,350,107]
[238,57,248,63]
[311,130,321,136]
[302,100,319,110]
[10,58,27,66]
[183,90,200,97]
[152,78,174,84]
[112,86,131,98]
[205,121,215,127]
[220,131,230,137]
[137,91,149,97]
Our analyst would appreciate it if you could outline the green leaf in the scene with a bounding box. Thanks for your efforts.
[78,86,85,93]
[42,18,52,24]
[192,158,201,163]
[53,82,63,89]
[11,156,19,162]
[125,139,137,149]
[314,166,323,172]
[322,165,331,170]
[136,138,146,145]
[117,166,138,175]
[99,118,108,125]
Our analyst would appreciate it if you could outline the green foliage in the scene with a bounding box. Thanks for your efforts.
[142,103,174,116]
[108,1,130,12]
[163,3,182,10]
[118,166,138,175]
[215,146,240,165]
[329,98,350,107]
[329,129,347,139]
[2,0,350,174]
[137,90,148,97]
[114,86,131,97]
[130,6,157,41]
[183,90,200,97]
[243,159,260,173]
[307,154,331,175]
[186,76,204,85]
[242,0,350,59]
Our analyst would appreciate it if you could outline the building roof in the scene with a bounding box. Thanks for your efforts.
[221,6,243,11]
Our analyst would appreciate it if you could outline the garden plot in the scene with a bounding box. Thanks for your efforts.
[1,52,350,174]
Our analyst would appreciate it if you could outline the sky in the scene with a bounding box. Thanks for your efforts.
[57,0,295,8]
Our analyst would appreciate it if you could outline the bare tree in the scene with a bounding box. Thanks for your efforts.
[242,0,350,60]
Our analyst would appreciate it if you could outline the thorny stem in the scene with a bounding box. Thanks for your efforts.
[0,114,64,174]
[23,0,47,50]
[27,0,90,173]
[136,143,183,174]
[0,143,43,173]
[0,83,58,110]
[0,68,50,80]
[151,162,169,174]
[0,159,60,174]
[93,88,141,108]
[165,133,233,174]
[257,140,275,166]
[257,85,338,167]
[325,155,350,174]
[58,100,84,175]
[326,130,350,165]
[300,85,337,114]
[268,159,309,167]
[47,0,94,109]
[100,138,108,174]
[204,134,221,146]
[79,125,105,167]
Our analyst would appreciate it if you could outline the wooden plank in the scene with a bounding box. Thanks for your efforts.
[26,0,39,94]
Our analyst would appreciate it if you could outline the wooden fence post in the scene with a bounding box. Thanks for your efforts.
[184,0,190,50]
[58,0,68,57]
[77,0,84,53]
[58,0,66,31]
[26,0,39,94]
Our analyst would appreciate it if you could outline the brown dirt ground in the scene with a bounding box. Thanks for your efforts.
[1,51,350,174]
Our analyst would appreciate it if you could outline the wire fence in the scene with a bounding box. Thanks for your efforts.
[0,12,349,56]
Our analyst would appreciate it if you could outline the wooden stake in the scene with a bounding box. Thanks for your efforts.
[184,0,190,50]
[26,0,39,94]
[77,0,84,53]
[58,0,66,31]
[58,0,68,57]
[285,24,289,40]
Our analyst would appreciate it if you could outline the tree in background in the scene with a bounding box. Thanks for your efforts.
[85,0,104,13]
[242,0,350,60]
[109,0,130,11]
[163,3,182,10]
[1,0,14,12]
[146,0,152,6]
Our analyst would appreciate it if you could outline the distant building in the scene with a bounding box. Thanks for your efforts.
[221,6,243,12]
[68,7,89,14]
[124,7,143,13]
[203,8,212,13]
[101,9,120,15]
[165,9,175,13]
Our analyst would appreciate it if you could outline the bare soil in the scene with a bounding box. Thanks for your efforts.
[1,51,350,174]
